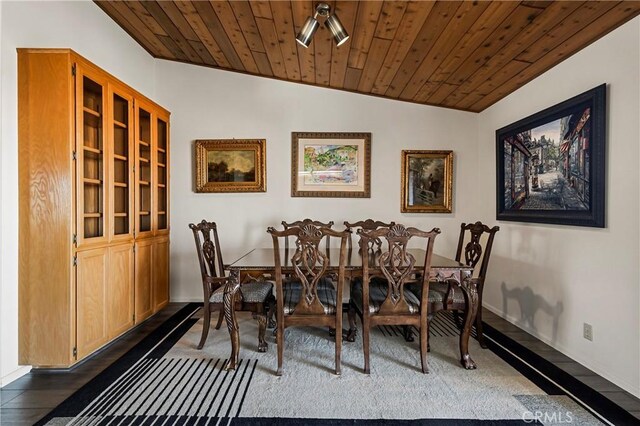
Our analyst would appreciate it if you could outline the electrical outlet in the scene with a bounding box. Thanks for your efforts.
[583,323,593,341]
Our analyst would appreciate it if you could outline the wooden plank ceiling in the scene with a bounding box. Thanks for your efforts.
[95,1,640,112]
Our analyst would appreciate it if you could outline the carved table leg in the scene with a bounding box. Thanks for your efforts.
[458,275,478,370]
[223,269,241,371]
[257,313,268,352]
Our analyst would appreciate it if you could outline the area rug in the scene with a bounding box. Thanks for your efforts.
[39,304,602,425]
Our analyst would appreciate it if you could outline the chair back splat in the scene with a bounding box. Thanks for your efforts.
[190,220,224,282]
[344,219,395,253]
[455,221,500,281]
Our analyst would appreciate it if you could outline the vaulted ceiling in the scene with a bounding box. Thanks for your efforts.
[95,1,640,112]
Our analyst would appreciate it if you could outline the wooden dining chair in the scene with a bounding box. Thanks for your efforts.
[189,220,275,352]
[455,222,499,347]
[349,224,440,374]
[447,221,501,346]
[343,219,395,342]
[267,224,350,376]
[405,221,499,350]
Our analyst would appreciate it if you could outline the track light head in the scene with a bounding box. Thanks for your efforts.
[295,3,349,48]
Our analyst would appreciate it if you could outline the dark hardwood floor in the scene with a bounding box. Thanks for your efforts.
[2,304,639,425]
[0,303,186,425]
[481,309,640,424]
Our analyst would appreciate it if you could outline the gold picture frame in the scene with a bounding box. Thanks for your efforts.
[195,139,266,193]
[401,150,453,213]
[291,132,371,198]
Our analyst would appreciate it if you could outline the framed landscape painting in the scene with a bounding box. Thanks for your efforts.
[496,84,606,227]
[195,139,266,193]
[401,150,453,213]
[291,132,371,197]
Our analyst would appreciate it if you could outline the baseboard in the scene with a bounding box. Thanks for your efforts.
[483,302,640,398]
[169,297,202,303]
[483,319,639,426]
[1,365,31,387]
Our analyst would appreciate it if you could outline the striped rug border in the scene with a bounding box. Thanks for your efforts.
[35,303,202,426]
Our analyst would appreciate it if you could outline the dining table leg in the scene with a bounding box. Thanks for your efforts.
[459,274,478,370]
[223,269,241,371]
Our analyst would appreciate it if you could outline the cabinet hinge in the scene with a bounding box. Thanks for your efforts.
[133,314,136,322]
[73,347,77,359]
[72,64,76,76]
[73,233,77,245]
[72,150,77,161]
[73,255,77,266]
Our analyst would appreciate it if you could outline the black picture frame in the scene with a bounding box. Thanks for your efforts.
[496,84,606,228]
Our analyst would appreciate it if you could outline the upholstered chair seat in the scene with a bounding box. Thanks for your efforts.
[406,281,466,305]
[283,279,336,315]
[209,281,274,304]
[352,277,421,314]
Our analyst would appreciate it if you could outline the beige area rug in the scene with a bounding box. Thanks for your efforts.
[162,309,601,424]
[41,305,602,425]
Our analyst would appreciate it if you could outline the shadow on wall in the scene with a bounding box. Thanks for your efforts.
[501,281,564,345]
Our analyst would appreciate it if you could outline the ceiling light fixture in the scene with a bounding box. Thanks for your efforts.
[296,3,349,48]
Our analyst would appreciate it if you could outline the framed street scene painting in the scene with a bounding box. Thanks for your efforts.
[291,132,371,198]
[195,139,266,193]
[496,84,606,227]
[401,150,453,213]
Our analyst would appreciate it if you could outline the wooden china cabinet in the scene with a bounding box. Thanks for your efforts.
[18,49,171,367]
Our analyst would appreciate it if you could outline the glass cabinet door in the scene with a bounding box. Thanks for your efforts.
[77,68,108,246]
[135,104,153,237]
[156,117,169,232]
[110,87,134,240]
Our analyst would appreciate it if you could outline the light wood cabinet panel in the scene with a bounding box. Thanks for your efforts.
[135,239,154,323]
[18,49,75,367]
[19,49,170,367]
[153,237,170,311]
[76,248,109,360]
[108,244,135,338]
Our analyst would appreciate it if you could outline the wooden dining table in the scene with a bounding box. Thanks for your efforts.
[222,248,478,371]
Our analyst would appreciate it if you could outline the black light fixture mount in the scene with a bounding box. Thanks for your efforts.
[295,3,349,48]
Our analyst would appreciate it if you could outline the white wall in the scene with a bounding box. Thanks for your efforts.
[0,0,156,385]
[0,0,5,386]
[477,17,640,397]
[154,61,478,303]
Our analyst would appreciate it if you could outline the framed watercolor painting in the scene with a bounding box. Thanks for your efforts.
[291,132,371,198]
[401,150,453,213]
[496,84,606,228]
[194,139,266,193]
